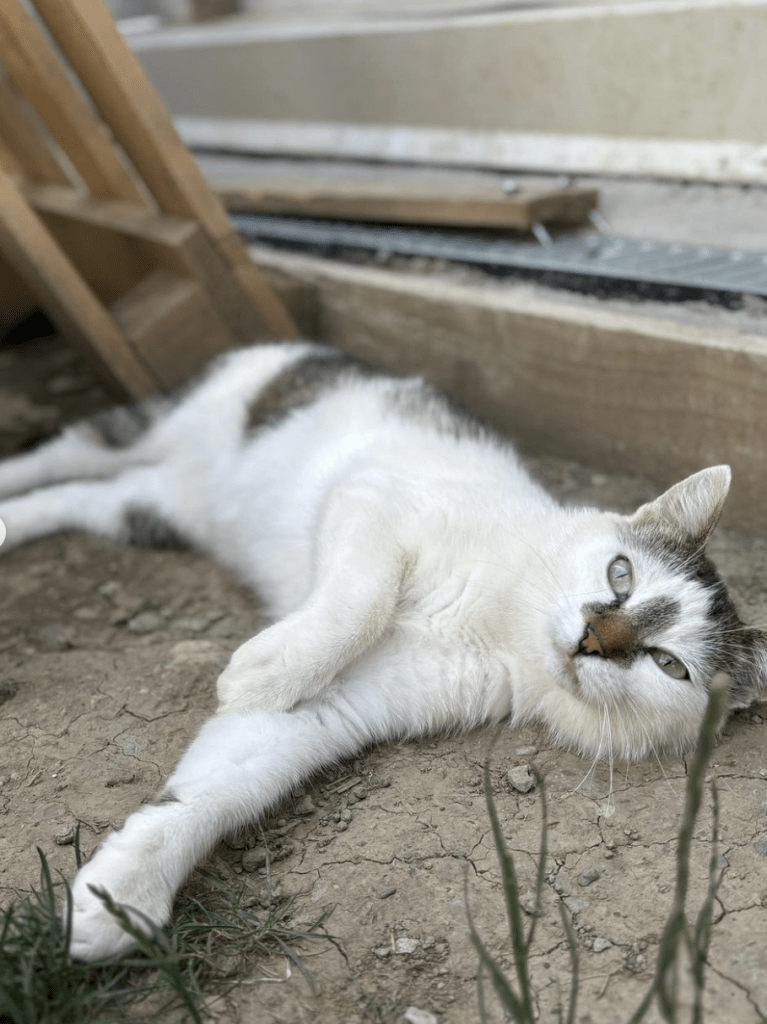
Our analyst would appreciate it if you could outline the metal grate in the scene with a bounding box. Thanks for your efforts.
[232,213,767,301]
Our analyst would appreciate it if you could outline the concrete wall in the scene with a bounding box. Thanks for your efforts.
[130,1,767,144]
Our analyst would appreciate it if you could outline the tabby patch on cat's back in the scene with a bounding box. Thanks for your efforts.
[0,340,764,962]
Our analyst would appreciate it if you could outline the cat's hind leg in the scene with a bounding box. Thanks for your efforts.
[0,388,180,501]
[0,465,185,552]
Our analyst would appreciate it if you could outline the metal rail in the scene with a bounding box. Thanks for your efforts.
[232,213,767,302]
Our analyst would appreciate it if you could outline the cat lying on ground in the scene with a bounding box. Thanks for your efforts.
[0,341,763,961]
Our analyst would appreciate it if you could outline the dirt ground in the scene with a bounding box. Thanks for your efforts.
[2,334,767,1023]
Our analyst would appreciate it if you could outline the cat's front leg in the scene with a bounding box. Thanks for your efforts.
[69,704,373,960]
[216,482,410,714]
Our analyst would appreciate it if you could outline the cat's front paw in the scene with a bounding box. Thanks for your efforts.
[216,636,300,714]
[68,841,174,961]
[216,660,292,714]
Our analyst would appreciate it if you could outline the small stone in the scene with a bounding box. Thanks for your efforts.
[294,795,316,816]
[578,867,600,887]
[508,765,536,793]
[54,823,77,845]
[73,606,100,620]
[104,769,135,788]
[378,886,397,899]
[335,821,348,832]
[592,937,612,953]
[753,838,767,857]
[514,745,538,758]
[38,623,74,651]
[396,1008,438,1024]
[373,945,391,959]
[241,847,268,873]
[48,374,91,395]
[127,611,164,634]
[394,937,419,955]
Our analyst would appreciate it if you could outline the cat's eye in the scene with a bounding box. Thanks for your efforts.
[650,648,689,680]
[608,556,633,602]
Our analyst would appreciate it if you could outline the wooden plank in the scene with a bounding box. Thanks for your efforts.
[0,74,72,186]
[21,182,199,248]
[253,244,767,534]
[111,270,233,389]
[0,0,146,203]
[0,169,159,398]
[20,181,288,341]
[30,0,299,339]
[200,155,597,229]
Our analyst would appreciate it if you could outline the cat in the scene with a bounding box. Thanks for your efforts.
[0,341,764,962]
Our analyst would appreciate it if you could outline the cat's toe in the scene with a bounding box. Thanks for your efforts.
[68,890,138,961]
[215,663,295,714]
[67,848,173,961]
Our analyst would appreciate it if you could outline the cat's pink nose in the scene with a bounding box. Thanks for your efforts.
[579,625,605,657]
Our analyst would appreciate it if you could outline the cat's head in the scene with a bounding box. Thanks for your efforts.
[542,466,767,761]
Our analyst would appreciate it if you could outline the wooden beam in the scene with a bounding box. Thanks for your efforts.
[0,169,159,398]
[30,0,299,339]
[0,74,72,186]
[200,155,597,229]
[254,245,767,534]
[0,0,146,203]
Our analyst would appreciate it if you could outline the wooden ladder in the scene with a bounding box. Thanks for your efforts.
[0,0,299,399]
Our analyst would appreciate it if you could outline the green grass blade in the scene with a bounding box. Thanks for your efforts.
[557,899,579,1024]
[524,767,548,956]
[481,760,535,1017]
[629,677,729,1023]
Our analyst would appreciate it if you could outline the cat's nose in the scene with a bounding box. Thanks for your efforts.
[579,625,605,657]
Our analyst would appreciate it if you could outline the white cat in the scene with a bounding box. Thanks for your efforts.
[0,342,763,961]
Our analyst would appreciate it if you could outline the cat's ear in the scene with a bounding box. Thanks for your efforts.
[727,628,767,709]
[630,466,731,548]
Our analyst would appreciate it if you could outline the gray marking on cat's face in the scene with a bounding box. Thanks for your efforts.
[579,596,680,666]
[618,519,766,707]
[245,351,379,433]
[122,505,188,550]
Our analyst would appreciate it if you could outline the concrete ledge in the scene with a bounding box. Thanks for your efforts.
[131,0,767,181]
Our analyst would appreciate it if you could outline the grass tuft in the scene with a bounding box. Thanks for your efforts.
[0,843,334,1023]
[471,678,729,1023]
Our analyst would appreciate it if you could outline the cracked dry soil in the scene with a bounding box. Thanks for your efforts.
[3,337,767,1023]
